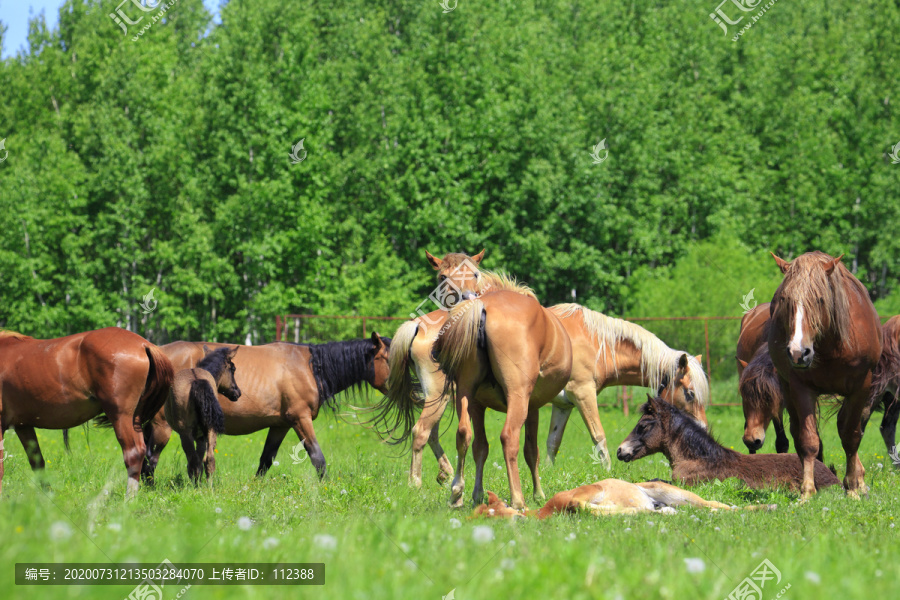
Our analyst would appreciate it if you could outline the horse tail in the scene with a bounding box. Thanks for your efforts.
[63,429,70,452]
[371,320,424,445]
[190,378,226,434]
[137,345,176,427]
[435,299,485,391]
[869,318,900,411]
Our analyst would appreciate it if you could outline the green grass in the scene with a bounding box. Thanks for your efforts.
[2,395,899,599]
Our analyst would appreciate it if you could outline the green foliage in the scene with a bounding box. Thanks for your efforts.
[0,0,898,347]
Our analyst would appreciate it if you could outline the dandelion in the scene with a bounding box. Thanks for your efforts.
[449,518,462,529]
[314,534,338,551]
[399,542,410,553]
[49,521,72,541]
[500,558,515,570]
[107,523,122,532]
[272,461,279,467]
[472,525,494,544]
[684,558,706,574]
[805,571,821,584]
[263,537,279,549]
[215,507,222,514]
[341,489,348,495]
[238,517,253,530]
[565,532,576,541]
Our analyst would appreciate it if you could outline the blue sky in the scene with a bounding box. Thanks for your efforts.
[0,0,221,58]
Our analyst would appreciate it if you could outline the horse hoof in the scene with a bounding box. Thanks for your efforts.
[436,471,451,486]
[408,477,423,489]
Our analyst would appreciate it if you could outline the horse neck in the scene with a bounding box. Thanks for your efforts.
[663,418,737,467]
[599,338,649,386]
[307,340,371,404]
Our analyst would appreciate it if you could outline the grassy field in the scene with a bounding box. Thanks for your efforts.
[1,381,899,599]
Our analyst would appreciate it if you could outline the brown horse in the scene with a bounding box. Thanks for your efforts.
[144,333,390,481]
[546,303,709,467]
[739,343,790,454]
[617,396,840,491]
[862,315,900,457]
[768,251,882,500]
[0,327,173,497]
[736,302,771,375]
[165,347,241,483]
[375,249,539,487]
[435,290,572,510]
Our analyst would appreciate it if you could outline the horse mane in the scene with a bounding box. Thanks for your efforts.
[739,344,781,411]
[476,269,537,299]
[772,251,868,346]
[0,329,33,341]
[871,316,900,404]
[550,304,709,407]
[197,347,234,379]
[648,399,733,462]
[304,337,391,409]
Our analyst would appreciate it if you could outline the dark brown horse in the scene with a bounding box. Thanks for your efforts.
[165,347,241,483]
[862,315,900,457]
[0,327,173,497]
[768,251,882,500]
[435,290,572,510]
[617,396,839,491]
[739,343,790,454]
[144,333,390,481]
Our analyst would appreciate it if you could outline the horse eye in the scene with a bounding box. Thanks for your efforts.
[439,275,447,282]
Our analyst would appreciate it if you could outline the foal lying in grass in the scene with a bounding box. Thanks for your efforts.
[617,396,839,491]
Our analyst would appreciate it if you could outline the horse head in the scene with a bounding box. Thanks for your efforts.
[617,395,670,462]
[368,332,392,394]
[658,353,708,428]
[424,249,486,306]
[739,344,781,452]
[201,345,241,402]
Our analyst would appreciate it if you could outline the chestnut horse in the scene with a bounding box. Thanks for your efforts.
[862,315,900,456]
[165,347,241,483]
[435,291,572,510]
[617,396,840,491]
[768,251,882,500]
[546,303,709,467]
[144,333,390,481]
[0,327,173,497]
[738,343,790,454]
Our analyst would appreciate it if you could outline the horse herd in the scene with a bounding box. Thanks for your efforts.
[0,249,898,517]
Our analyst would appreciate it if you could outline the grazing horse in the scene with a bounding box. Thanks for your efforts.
[375,249,541,488]
[435,290,572,509]
[472,480,776,519]
[736,302,771,375]
[144,333,390,481]
[768,251,881,500]
[0,328,173,497]
[739,343,790,454]
[165,347,241,483]
[546,303,709,468]
[862,315,900,457]
[617,396,840,491]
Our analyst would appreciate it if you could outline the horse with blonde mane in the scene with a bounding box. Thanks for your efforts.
[768,251,882,500]
[545,304,709,468]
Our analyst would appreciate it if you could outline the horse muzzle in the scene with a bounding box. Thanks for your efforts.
[616,441,637,463]
[788,345,813,369]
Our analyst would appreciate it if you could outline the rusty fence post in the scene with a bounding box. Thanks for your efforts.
[704,318,711,375]
[275,315,282,342]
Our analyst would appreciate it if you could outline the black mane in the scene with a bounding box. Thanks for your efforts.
[197,347,235,379]
[648,398,735,462]
[302,337,391,408]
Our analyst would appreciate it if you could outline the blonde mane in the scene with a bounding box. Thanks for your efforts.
[476,269,537,299]
[0,329,32,341]
[549,303,709,407]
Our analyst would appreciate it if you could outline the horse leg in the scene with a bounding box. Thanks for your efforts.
[427,423,454,485]
[524,408,545,501]
[569,383,610,470]
[784,380,819,501]
[501,394,530,510]
[256,427,290,476]
[409,392,450,487]
[546,392,573,464]
[15,426,46,470]
[880,393,900,463]
[0,424,4,495]
[837,387,870,498]
[773,416,790,454]
[449,386,473,508]
[469,401,488,507]
[179,431,202,484]
[295,417,326,479]
[197,432,213,482]
[108,414,147,499]
[142,411,172,485]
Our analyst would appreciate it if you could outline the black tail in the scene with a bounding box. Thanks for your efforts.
[190,379,226,434]
[63,429,70,452]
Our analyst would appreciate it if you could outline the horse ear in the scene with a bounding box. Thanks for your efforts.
[424,250,442,270]
[694,354,703,365]
[471,249,486,265]
[202,344,212,355]
[678,353,689,370]
[226,346,238,359]
[824,253,844,276]
[770,252,790,274]
[371,331,384,350]
[738,357,749,369]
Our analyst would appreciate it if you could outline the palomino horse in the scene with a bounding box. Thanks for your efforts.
[768,251,882,500]
[435,290,572,509]
[0,327,173,497]
[165,347,241,483]
[617,396,840,491]
[144,333,390,481]
[862,315,900,457]
[546,303,709,467]
[375,249,540,487]
[738,343,790,454]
